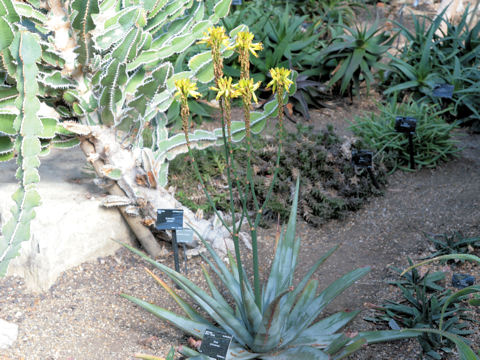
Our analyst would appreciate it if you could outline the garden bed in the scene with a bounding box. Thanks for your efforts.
[1,102,479,360]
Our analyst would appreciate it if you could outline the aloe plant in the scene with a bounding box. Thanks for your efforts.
[120,40,424,358]
[318,21,395,96]
[121,180,421,359]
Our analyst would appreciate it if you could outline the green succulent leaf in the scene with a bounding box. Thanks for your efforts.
[0,17,14,50]
[71,0,100,66]
[0,112,15,133]
[0,135,14,154]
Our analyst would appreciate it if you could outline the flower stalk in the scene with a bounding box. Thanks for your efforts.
[198,26,229,85]
[180,28,293,310]
[234,31,263,80]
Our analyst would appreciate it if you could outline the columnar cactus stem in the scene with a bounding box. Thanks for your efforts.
[0,31,43,275]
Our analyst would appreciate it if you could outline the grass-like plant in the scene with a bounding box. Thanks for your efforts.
[349,97,459,172]
[402,254,480,359]
[381,6,480,129]
[119,26,425,359]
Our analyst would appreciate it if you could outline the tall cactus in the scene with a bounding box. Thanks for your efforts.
[0,0,294,273]
[0,30,43,276]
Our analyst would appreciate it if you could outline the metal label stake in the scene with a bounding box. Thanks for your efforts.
[408,132,415,170]
[176,228,194,275]
[156,209,184,276]
[171,229,180,273]
[351,149,379,189]
[395,116,417,170]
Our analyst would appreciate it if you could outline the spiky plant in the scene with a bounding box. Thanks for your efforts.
[121,180,421,359]
[120,40,426,358]
[0,0,289,274]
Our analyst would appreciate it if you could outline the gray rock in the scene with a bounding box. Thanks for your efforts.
[0,147,135,292]
[0,319,18,349]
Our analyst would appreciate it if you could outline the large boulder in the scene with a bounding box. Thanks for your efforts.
[0,147,135,292]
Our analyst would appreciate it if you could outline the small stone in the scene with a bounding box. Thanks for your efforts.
[452,273,475,289]
[0,319,18,349]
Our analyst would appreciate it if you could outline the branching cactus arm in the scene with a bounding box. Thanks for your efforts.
[0,31,43,276]
[1,0,294,270]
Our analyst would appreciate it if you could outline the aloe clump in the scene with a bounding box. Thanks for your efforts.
[122,180,419,359]
[121,28,421,359]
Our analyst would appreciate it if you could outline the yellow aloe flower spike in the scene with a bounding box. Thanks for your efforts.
[210,77,240,100]
[266,67,293,94]
[174,78,201,100]
[174,78,201,147]
[197,26,230,49]
[236,78,261,103]
[234,31,263,57]
[198,26,230,84]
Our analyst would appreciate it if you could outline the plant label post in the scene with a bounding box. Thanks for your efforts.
[351,149,379,189]
[395,116,417,170]
[200,329,233,360]
[156,209,184,274]
[176,228,194,274]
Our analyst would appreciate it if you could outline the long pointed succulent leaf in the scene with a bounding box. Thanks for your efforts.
[405,329,477,360]
[282,267,370,345]
[261,346,329,360]
[121,294,214,338]
[331,337,367,360]
[119,242,253,346]
[293,311,361,347]
[144,267,209,324]
[263,177,300,308]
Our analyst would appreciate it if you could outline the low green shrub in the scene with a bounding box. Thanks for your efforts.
[366,265,475,359]
[349,98,459,172]
[243,124,386,226]
[424,232,480,261]
[169,124,386,226]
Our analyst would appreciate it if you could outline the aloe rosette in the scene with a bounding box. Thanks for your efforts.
[121,179,419,359]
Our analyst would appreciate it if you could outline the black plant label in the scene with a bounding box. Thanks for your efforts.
[200,329,233,360]
[156,209,183,230]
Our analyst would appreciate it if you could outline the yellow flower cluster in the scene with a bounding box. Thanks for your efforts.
[174,78,201,100]
[234,31,263,57]
[197,26,229,50]
[266,67,293,94]
[210,77,239,100]
[236,78,261,103]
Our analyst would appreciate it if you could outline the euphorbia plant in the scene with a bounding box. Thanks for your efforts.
[0,0,293,274]
[121,28,425,359]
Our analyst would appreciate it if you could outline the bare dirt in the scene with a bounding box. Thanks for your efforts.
[1,97,479,359]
